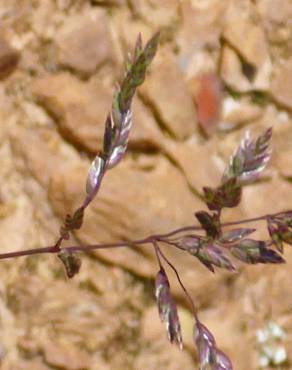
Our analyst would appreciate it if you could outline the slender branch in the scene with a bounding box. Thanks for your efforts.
[153,240,163,269]
[0,210,290,261]
[156,244,198,320]
[0,245,59,259]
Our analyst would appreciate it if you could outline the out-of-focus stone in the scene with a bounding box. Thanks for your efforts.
[0,86,13,141]
[223,5,269,69]
[10,127,69,188]
[257,0,292,47]
[0,37,20,79]
[178,0,227,52]
[56,10,114,75]
[141,305,166,343]
[220,44,271,92]
[162,137,223,192]
[222,2,272,92]
[31,73,112,153]
[31,73,162,153]
[112,10,152,58]
[42,340,91,370]
[15,359,52,370]
[140,304,194,367]
[130,98,164,150]
[91,0,125,5]
[270,58,292,111]
[139,53,197,140]
[240,178,292,217]
[128,0,180,29]
[271,121,292,177]
[257,0,292,24]
[221,45,252,92]
[221,96,263,128]
[133,336,195,370]
[274,149,292,178]
[56,0,72,10]
[31,0,56,37]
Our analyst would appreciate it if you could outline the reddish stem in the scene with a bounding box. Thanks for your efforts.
[0,210,289,261]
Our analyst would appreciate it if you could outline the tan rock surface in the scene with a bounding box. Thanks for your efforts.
[257,0,292,51]
[31,72,112,153]
[222,1,272,92]
[56,10,115,76]
[223,2,270,70]
[270,58,292,111]
[162,137,223,192]
[139,52,197,140]
[221,96,263,128]
[220,44,272,92]
[0,37,20,79]
[31,73,162,153]
[178,0,227,52]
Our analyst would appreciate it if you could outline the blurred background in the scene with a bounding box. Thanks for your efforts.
[0,0,292,369]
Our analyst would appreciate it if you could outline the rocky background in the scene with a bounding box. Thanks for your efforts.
[0,0,292,369]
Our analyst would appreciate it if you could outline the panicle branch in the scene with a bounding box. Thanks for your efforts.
[0,32,290,370]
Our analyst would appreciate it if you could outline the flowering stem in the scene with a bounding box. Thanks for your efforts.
[156,244,198,320]
[0,210,290,261]
[153,240,163,269]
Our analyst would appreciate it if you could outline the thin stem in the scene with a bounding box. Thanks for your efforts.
[0,239,147,260]
[156,244,198,320]
[0,210,290,261]
[0,245,59,259]
[153,240,163,269]
[220,210,292,227]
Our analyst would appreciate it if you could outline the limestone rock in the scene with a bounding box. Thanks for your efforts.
[42,340,91,370]
[48,155,204,277]
[56,10,115,75]
[91,0,125,5]
[31,72,111,153]
[223,5,269,69]
[133,335,195,370]
[10,127,69,188]
[221,96,263,129]
[270,58,292,111]
[222,2,272,92]
[128,0,180,29]
[162,137,223,192]
[257,0,292,47]
[221,46,252,92]
[257,0,292,24]
[271,121,292,177]
[31,72,162,153]
[220,45,271,92]
[130,98,164,150]
[135,306,195,370]
[139,53,197,140]
[14,359,51,370]
[240,178,292,218]
[0,37,20,79]
[178,0,227,52]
